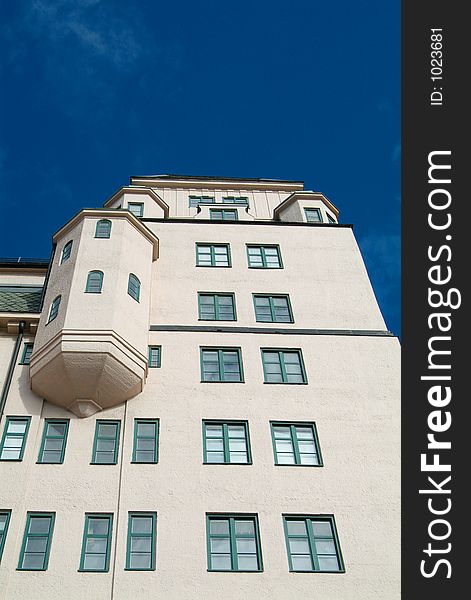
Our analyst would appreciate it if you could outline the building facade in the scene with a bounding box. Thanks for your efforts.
[0,175,400,599]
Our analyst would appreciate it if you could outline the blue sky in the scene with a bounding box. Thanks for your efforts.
[0,0,400,335]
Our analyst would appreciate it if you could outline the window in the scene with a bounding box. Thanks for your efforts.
[283,516,344,572]
[95,219,112,238]
[91,420,120,464]
[128,203,144,218]
[196,244,231,267]
[126,513,156,570]
[79,514,113,572]
[327,213,336,224]
[60,240,73,264]
[189,196,215,207]
[201,348,243,382]
[198,293,236,321]
[304,208,323,223]
[203,421,251,464]
[128,273,140,302]
[132,419,159,463]
[85,270,104,294]
[0,511,11,563]
[261,349,307,384]
[19,343,34,365]
[210,209,238,221]
[148,346,161,368]
[0,416,31,461]
[207,515,262,571]
[222,196,248,206]
[253,295,293,323]
[38,419,69,464]
[47,295,61,324]
[246,245,282,269]
[271,423,322,466]
[18,513,55,571]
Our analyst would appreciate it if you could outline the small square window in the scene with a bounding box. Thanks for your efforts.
[207,514,262,571]
[304,208,323,223]
[246,245,282,268]
[128,203,144,217]
[253,295,293,323]
[261,349,307,384]
[198,293,236,321]
[0,416,31,461]
[148,346,161,368]
[271,422,322,466]
[203,421,251,464]
[201,348,243,382]
[196,244,231,267]
[210,209,238,221]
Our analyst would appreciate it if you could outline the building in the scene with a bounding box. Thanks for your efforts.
[0,174,400,599]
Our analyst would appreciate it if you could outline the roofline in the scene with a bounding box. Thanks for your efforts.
[130,173,304,184]
[129,174,305,191]
[0,259,49,270]
[103,186,170,217]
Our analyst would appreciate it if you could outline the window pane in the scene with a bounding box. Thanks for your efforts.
[129,554,151,569]
[98,424,117,438]
[97,439,115,451]
[137,423,155,437]
[318,556,340,571]
[25,537,47,553]
[289,539,310,554]
[84,554,106,570]
[29,518,51,534]
[136,451,155,462]
[235,520,254,535]
[88,518,109,535]
[230,452,248,463]
[7,421,27,434]
[228,425,245,438]
[210,538,230,553]
[277,453,295,464]
[46,423,66,437]
[315,540,336,554]
[210,520,229,535]
[291,555,313,571]
[86,538,107,553]
[286,521,307,536]
[22,554,45,569]
[295,427,314,439]
[273,426,290,439]
[237,555,258,570]
[205,424,223,437]
[211,554,231,570]
[206,452,224,463]
[236,538,256,553]
[131,517,153,534]
[130,537,151,552]
[206,439,224,451]
[311,521,333,537]
[300,454,319,465]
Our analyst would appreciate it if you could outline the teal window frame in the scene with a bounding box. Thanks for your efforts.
[222,196,249,206]
[19,342,34,365]
[283,515,344,573]
[246,245,282,269]
[327,213,336,224]
[189,195,215,207]
[148,346,161,368]
[261,348,307,384]
[85,270,104,293]
[0,511,11,563]
[304,208,323,223]
[200,347,244,383]
[196,243,231,267]
[125,512,157,571]
[47,295,61,324]
[270,422,323,466]
[253,294,293,323]
[91,420,121,465]
[128,202,144,217]
[198,293,236,321]
[60,240,73,264]
[209,209,238,221]
[37,419,70,464]
[95,219,112,238]
[18,512,55,571]
[0,416,31,461]
[128,273,140,302]
[203,420,252,465]
[79,513,113,572]
[206,514,263,572]
[132,419,159,463]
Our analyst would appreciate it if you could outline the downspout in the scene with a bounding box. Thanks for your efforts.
[0,320,26,424]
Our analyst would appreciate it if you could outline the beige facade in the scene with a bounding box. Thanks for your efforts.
[0,175,400,599]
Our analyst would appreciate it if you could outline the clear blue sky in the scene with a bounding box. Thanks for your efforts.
[0,0,400,336]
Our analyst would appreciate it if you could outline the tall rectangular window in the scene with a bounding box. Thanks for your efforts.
[198,293,236,321]
[201,348,243,382]
[0,416,31,461]
[91,420,120,464]
[210,209,238,221]
[19,343,34,365]
[304,208,323,223]
[38,419,69,464]
[196,244,231,267]
[283,516,344,572]
[203,421,251,464]
[246,245,282,268]
[18,513,55,571]
[261,349,307,384]
[79,514,113,572]
[207,515,262,571]
[271,422,322,466]
[253,295,293,323]
[126,513,156,570]
[128,203,144,217]
[132,419,159,463]
[0,511,11,563]
[148,346,161,368]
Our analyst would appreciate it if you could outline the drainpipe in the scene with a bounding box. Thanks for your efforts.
[0,320,26,424]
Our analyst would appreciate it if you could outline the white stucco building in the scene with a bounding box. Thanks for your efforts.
[0,174,400,599]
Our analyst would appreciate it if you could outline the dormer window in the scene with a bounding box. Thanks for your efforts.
[327,213,336,224]
[95,219,112,238]
[128,203,144,218]
[189,196,215,207]
[60,241,73,264]
[304,208,323,223]
[222,196,249,206]
[210,209,238,221]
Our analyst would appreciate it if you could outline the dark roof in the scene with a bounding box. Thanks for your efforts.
[130,173,304,184]
[0,257,50,269]
[0,286,43,313]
